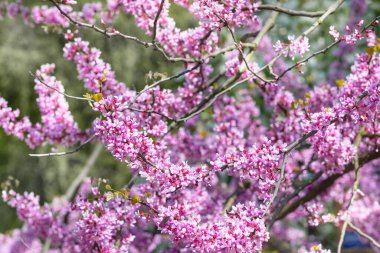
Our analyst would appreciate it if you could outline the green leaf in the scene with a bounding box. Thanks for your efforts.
[131,195,141,205]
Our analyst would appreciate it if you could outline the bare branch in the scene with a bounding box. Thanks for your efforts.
[49,0,151,47]
[31,72,92,102]
[284,130,319,153]
[268,171,323,228]
[337,129,364,253]
[257,5,324,18]
[348,221,380,249]
[152,0,165,43]
[126,107,174,121]
[363,133,380,138]
[275,40,340,81]
[128,63,201,107]
[275,147,380,221]
[29,135,96,157]
[220,15,270,83]
[264,152,289,218]
[264,85,375,223]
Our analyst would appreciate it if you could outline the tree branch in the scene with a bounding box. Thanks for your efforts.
[274,148,380,221]
[337,129,364,253]
[257,5,324,18]
[348,221,380,249]
[152,0,165,43]
[264,152,289,218]
[31,72,92,102]
[29,135,96,157]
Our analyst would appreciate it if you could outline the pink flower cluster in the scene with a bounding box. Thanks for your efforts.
[0,64,84,148]
[2,186,139,253]
[274,35,310,60]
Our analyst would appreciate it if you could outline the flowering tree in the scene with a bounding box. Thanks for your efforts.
[0,0,380,252]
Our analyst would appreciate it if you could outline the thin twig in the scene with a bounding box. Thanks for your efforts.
[348,221,380,249]
[31,72,92,101]
[264,152,289,218]
[152,0,165,43]
[275,147,380,221]
[128,63,201,107]
[268,171,323,229]
[272,85,376,221]
[169,3,281,124]
[275,40,340,81]
[218,14,269,83]
[50,0,150,46]
[257,5,324,18]
[337,129,364,253]
[29,135,96,157]
[284,130,318,153]
[126,107,174,121]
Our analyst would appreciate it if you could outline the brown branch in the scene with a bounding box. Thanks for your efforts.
[266,86,374,223]
[49,0,151,47]
[348,221,380,249]
[363,133,380,138]
[337,129,364,253]
[151,44,198,63]
[126,107,174,121]
[214,12,270,83]
[31,72,92,102]
[274,148,380,221]
[128,63,201,107]
[275,40,341,81]
[257,4,324,18]
[268,171,323,228]
[29,135,96,157]
[152,0,165,43]
[264,152,289,218]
